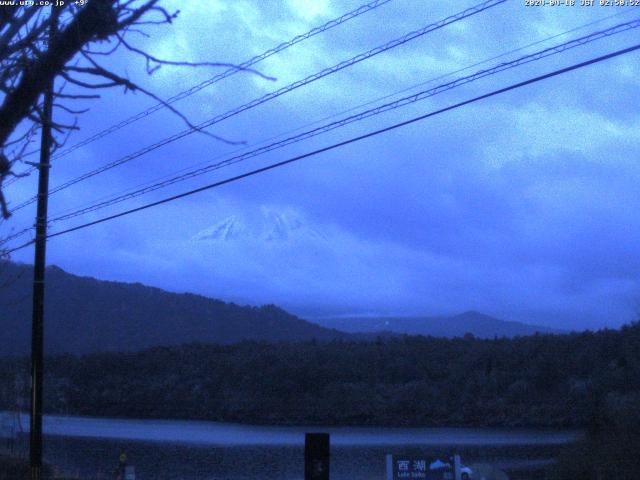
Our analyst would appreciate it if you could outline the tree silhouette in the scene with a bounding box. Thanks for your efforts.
[0,0,263,222]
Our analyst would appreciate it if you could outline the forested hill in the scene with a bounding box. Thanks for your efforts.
[0,261,561,356]
[1,323,638,428]
[0,261,344,355]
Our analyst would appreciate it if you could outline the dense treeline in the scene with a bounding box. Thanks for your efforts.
[1,323,640,428]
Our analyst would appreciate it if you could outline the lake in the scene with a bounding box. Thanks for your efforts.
[4,412,581,479]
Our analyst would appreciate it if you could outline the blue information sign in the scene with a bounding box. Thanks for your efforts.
[386,455,455,480]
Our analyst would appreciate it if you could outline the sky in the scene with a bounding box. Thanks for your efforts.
[2,0,640,329]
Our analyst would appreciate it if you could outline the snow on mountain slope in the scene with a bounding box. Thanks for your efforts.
[177,204,417,311]
[192,207,327,244]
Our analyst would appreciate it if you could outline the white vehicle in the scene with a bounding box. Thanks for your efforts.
[429,458,473,479]
[460,465,473,480]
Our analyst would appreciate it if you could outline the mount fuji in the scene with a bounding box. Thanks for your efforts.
[192,207,327,244]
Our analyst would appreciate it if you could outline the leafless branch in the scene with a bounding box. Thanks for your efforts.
[0,0,274,222]
[117,34,277,81]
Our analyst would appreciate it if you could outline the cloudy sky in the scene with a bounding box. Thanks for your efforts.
[3,0,640,329]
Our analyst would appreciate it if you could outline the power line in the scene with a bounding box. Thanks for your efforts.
[4,41,638,257]
[4,0,396,185]
[0,227,34,247]
[3,11,635,245]
[8,0,507,212]
[45,8,636,223]
[46,18,640,224]
[8,2,631,193]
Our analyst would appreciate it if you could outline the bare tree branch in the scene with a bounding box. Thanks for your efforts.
[0,0,272,226]
[117,34,277,81]
[0,0,122,146]
[73,56,246,145]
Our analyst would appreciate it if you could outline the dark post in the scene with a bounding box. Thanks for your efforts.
[30,7,57,480]
[305,432,330,480]
[453,454,462,480]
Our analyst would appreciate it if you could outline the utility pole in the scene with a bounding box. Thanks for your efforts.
[30,7,57,480]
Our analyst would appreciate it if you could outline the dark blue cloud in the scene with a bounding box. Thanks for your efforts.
[3,0,639,329]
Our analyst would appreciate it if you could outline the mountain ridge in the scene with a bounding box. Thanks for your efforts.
[0,261,345,355]
[0,261,562,356]
[309,310,563,338]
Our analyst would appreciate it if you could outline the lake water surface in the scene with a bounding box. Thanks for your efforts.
[5,412,581,479]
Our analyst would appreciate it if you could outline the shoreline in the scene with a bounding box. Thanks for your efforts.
[3,411,582,447]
